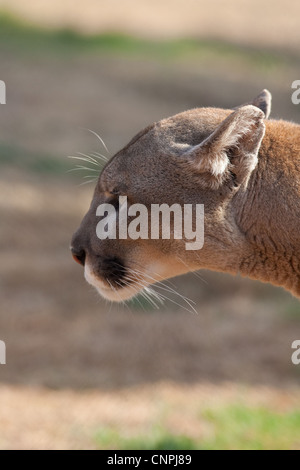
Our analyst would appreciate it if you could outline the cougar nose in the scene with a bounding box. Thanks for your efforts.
[71,247,86,266]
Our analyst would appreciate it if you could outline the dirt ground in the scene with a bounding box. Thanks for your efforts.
[0,383,299,450]
[0,1,299,449]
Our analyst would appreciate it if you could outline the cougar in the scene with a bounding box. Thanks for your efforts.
[71,89,300,302]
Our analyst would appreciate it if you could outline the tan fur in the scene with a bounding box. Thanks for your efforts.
[71,90,300,301]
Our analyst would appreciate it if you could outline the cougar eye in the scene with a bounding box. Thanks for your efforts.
[103,188,119,199]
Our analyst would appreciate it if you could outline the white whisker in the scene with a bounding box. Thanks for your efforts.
[79,179,98,186]
[124,265,198,314]
[90,152,109,162]
[83,128,110,155]
[68,155,100,166]
[76,151,106,165]
[176,256,208,285]
[70,165,99,172]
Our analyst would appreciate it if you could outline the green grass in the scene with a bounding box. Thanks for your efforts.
[281,300,300,320]
[95,428,198,451]
[0,142,73,175]
[94,404,300,450]
[0,10,296,71]
[200,405,300,450]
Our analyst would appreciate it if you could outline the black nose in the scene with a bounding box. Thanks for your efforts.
[71,247,86,266]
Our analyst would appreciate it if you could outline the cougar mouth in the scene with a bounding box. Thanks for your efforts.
[84,262,149,302]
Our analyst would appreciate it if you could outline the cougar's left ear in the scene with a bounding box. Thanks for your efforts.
[251,89,272,119]
[235,89,272,119]
[185,105,265,189]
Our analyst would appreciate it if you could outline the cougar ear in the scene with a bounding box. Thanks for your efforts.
[252,89,272,119]
[235,89,272,119]
[185,105,265,189]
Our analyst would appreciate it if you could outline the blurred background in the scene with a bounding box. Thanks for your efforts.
[0,0,299,450]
